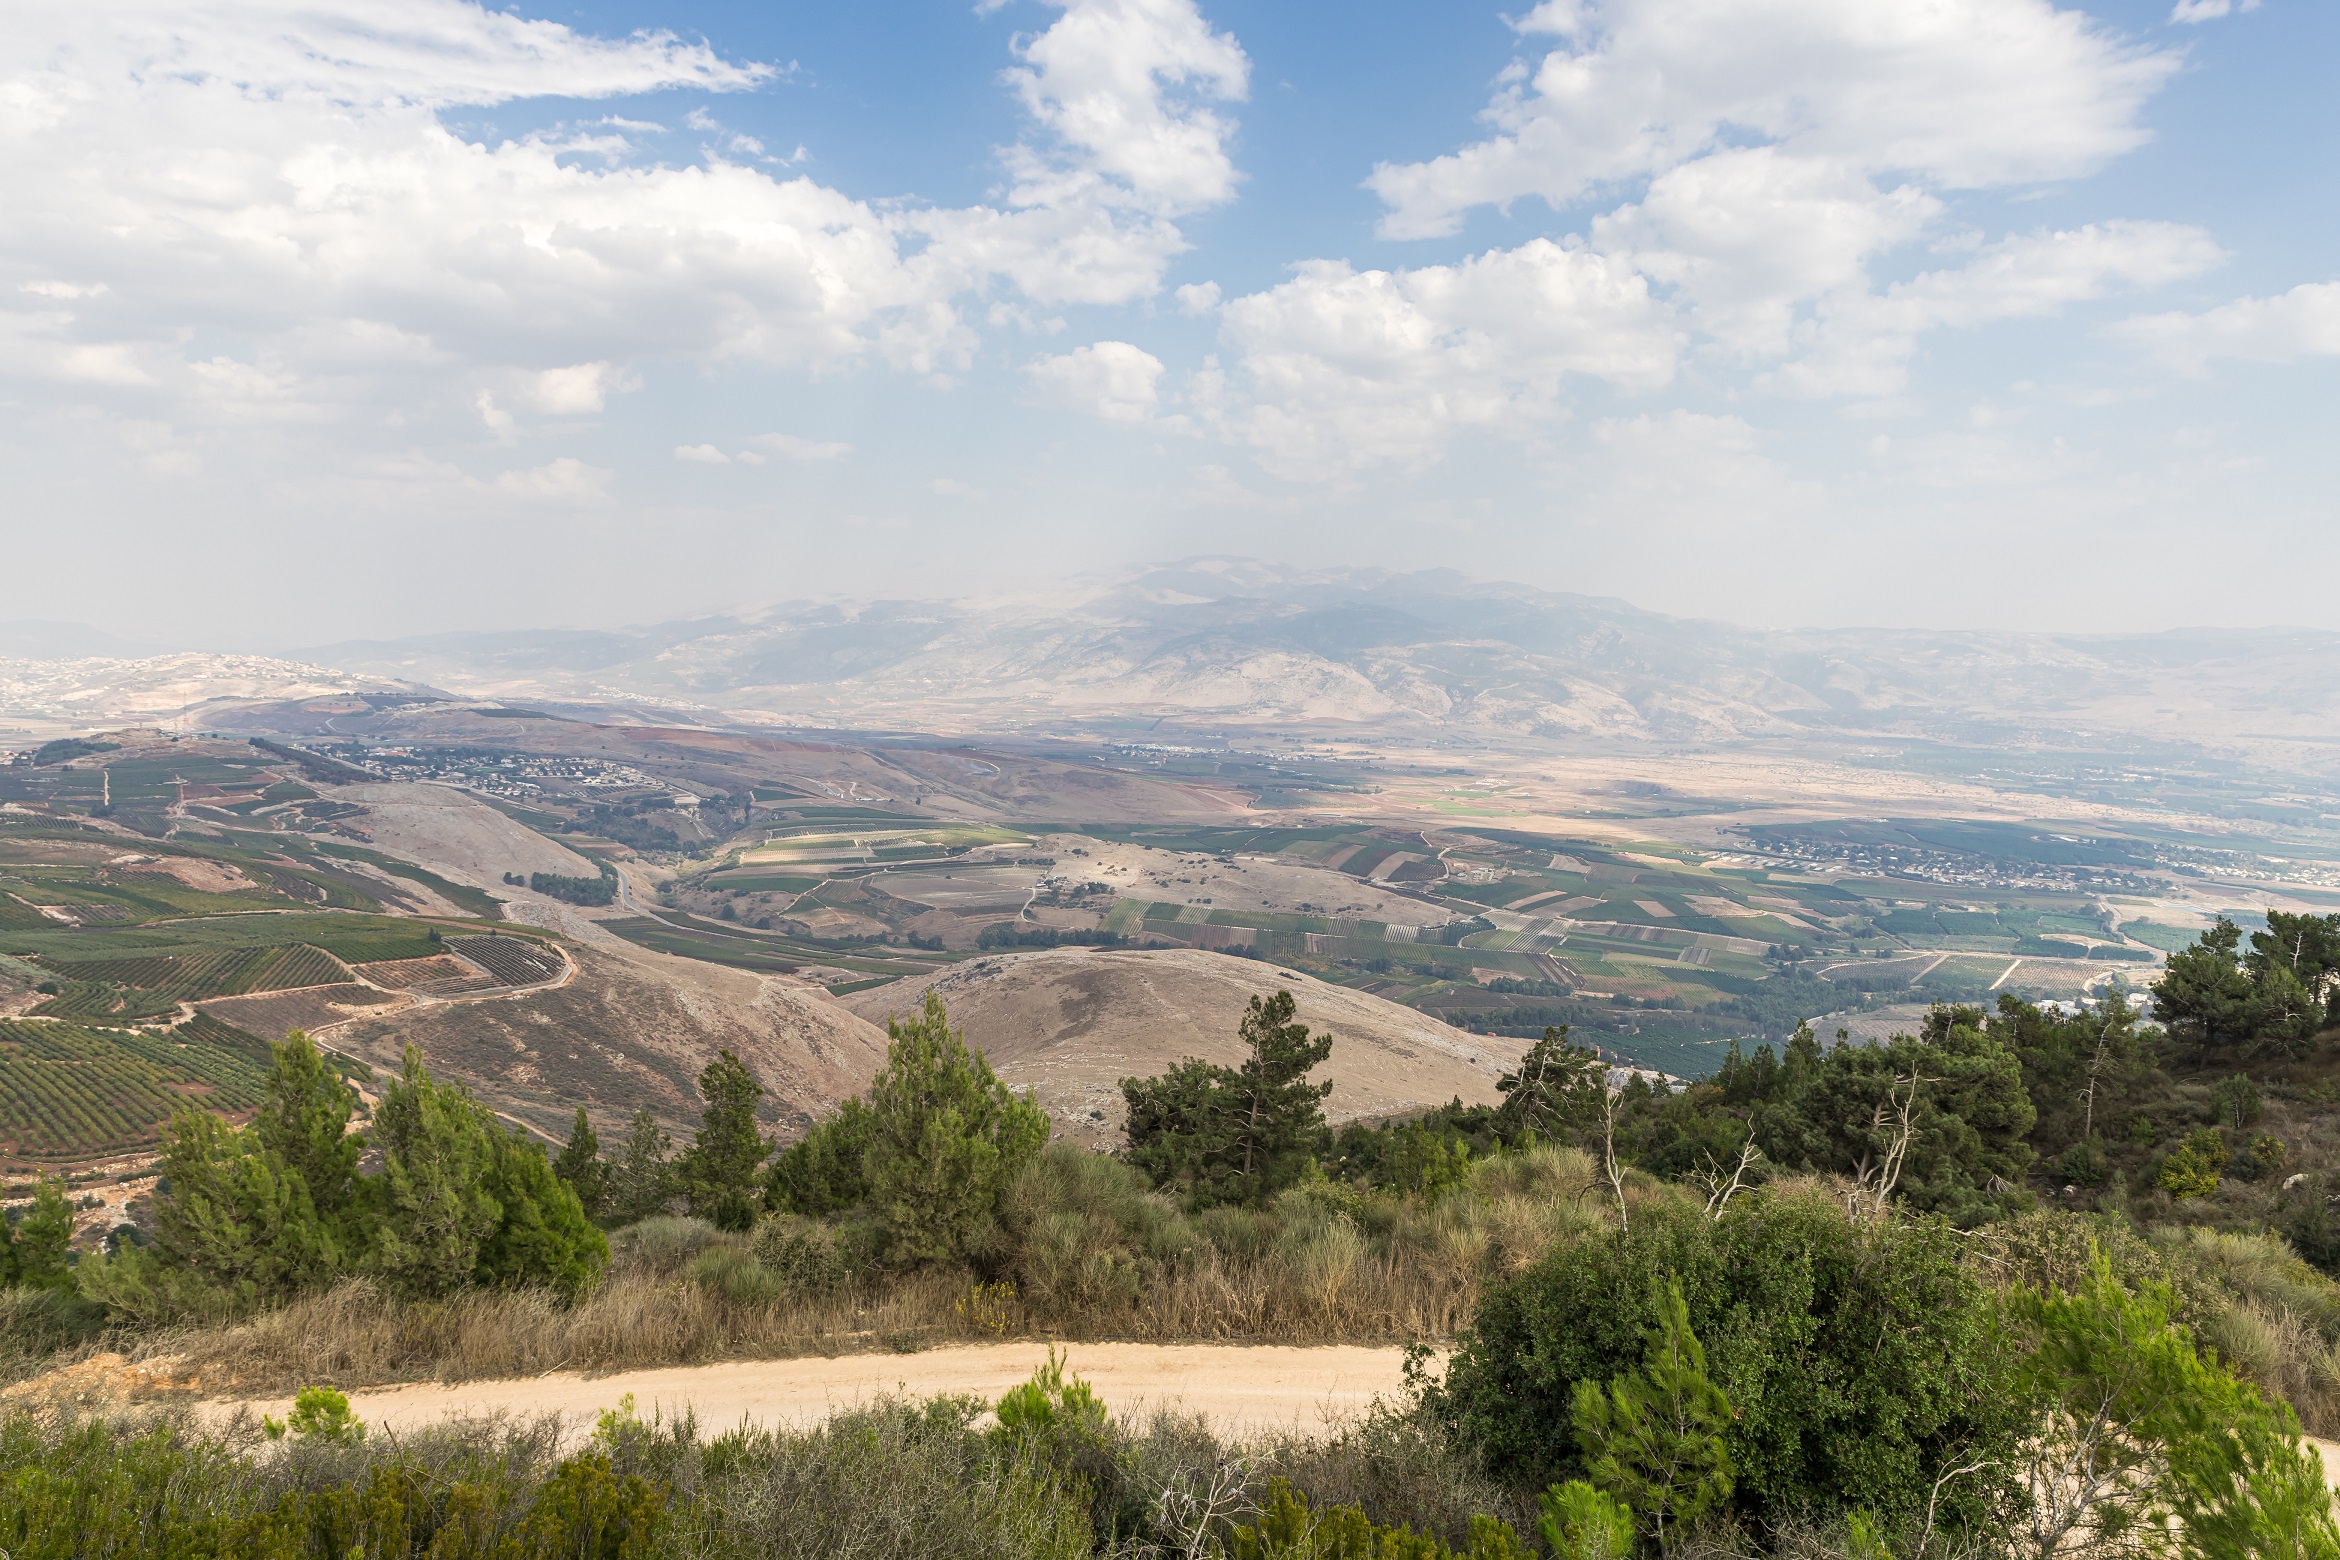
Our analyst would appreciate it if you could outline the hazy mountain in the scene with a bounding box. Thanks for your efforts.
[288,561,2340,769]
[0,620,152,659]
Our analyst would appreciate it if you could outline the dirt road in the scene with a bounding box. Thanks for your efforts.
[217,1343,1414,1443]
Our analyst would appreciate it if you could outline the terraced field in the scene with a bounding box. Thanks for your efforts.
[0,1012,275,1164]
[444,936,565,987]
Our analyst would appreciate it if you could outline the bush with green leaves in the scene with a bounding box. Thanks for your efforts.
[751,1214,851,1297]
[79,1040,604,1321]
[2,1176,77,1291]
[1122,990,1334,1209]
[1570,1276,1734,1546]
[768,992,1048,1271]
[1431,1190,2026,1535]
[1227,1476,1533,1560]
[263,1384,366,1444]
[2009,1243,2340,1560]
[1537,1482,1633,1560]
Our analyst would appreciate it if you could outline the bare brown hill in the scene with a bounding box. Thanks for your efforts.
[841,947,1531,1146]
[330,941,888,1142]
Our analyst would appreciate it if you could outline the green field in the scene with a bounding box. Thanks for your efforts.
[2121,919,2207,953]
[0,1012,276,1163]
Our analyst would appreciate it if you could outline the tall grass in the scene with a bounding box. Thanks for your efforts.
[1972,1209,2340,1436]
[110,1143,1622,1394]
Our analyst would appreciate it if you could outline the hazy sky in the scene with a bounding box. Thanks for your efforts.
[3,0,2334,647]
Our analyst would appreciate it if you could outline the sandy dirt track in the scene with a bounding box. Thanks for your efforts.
[217,1343,1414,1444]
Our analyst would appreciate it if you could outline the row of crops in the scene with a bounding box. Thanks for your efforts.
[0,1013,275,1163]
[445,936,564,986]
[25,942,356,1022]
[32,943,350,1000]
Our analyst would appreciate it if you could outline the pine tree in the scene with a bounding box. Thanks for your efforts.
[476,1126,609,1297]
[864,990,1049,1266]
[1496,1025,1606,1142]
[1572,1276,1736,1545]
[604,1109,675,1226]
[1221,992,1333,1200]
[552,1106,607,1220]
[8,1177,78,1291]
[368,1047,500,1298]
[254,1030,364,1240]
[678,1050,773,1232]
[1121,1056,1234,1200]
[764,1094,874,1216]
[155,1108,343,1309]
[1120,990,1332,1208]
[2154,920,2260,1055]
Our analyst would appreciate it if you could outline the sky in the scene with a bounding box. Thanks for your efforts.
[2,0,2335,647]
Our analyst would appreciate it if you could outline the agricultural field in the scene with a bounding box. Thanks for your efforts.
[735,821,1028,869]
[9,716,2255,1086]
[0,1011,277,1166]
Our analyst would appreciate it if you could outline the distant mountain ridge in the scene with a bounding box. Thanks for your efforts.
[8,563,2338,769]
[288,561,2340,766]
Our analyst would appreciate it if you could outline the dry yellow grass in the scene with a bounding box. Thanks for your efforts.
[114,1144,1623,1397]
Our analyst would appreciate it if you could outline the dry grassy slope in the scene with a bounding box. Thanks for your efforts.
[842,947,1531,1147]
[332,942,888,1142]
[329,780,600,886]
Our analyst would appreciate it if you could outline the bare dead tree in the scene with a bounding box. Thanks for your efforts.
[1698,1139,1761,1219]
[1846,1070,1923,1224]
[1153,1454,1261,1560]
[1599,1082,1629,1231]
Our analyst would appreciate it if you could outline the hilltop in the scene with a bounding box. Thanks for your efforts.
[839,947,1531,1146]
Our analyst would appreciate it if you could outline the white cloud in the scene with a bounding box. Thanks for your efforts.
[674,443,730,463]
[1182,0,2204,477]
[1207,241,1674,479]
[752,433,853,461]
[2116,282,2340,370]
[1371,0,2176,241]
[1589,147,1939,357]
[528,362,639,414]
[2170,0,2258,21]
[1175,281,1223,315]
[475,391,517,442]
[493,456,613,499]
[1003,0,1250,212]
[1027,340,1166,423]
[0,0,1249,465]
[1770,220,2225,396]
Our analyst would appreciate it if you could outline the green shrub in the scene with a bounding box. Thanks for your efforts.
[263,1384,365,1444]
[993,1345,1107,1446]
[1228,1476,1532,1559]
[2159,1127,2231,1200]
[752,1215,850,1297]
[1002,1142,1190,1313]
[1537,1482,1633,1560]
[1570,1275,1733,1545]
[607,1216,725,1274]
[689,1245,783,1307]
[1431,1190,2025,1534]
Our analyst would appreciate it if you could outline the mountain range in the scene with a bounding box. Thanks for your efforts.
[10,561,2340,771]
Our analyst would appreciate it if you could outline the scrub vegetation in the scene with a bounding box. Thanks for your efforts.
[13,918,2340,1556]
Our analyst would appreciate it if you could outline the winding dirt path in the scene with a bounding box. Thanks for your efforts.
[210,1343,1415,1443]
